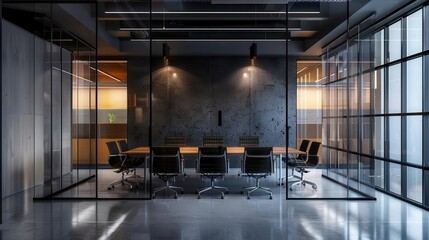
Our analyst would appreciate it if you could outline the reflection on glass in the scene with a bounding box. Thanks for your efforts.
[375,160,384,189]
[374,117,384,158]
[374,30,385,67]
[389,162,401,195]
[406,116,422,165]
[389,117,401,161]
[388,21,401,62]
[361,73,371,115]
[406,9,422,56]
[407,167,422,203]
[349,76,358,116]
[406,58,422,113]
[361,117,371,155]
[374,69,384,114]
[388,64,401,113]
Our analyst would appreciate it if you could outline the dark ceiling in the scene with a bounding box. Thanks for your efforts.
[2,0,424,57]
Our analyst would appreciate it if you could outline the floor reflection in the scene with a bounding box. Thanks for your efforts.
[2,178,429,239]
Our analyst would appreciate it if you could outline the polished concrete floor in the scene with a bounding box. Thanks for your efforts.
[2,179,429,239]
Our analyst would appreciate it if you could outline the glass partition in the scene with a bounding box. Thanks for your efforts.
[2,2,96,199]
[287,1,376,200]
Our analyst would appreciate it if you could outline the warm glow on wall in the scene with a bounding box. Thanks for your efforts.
[72,87,127,109]
[297,87,322,110]
[98,88,127,109]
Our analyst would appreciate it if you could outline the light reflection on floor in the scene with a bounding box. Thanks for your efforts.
[2,170,429,239]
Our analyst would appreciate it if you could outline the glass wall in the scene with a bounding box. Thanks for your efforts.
[2,2,97,199]
[321,5,429,207]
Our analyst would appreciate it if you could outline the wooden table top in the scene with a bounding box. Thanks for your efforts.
[123,146,305,155]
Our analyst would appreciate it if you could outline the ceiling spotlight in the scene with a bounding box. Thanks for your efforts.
[250,43,257,59]
[163,43,170,59]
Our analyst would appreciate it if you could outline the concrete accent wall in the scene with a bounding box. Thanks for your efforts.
[2,20,73,197]
[128,57,297,164]
[2,20,36,197]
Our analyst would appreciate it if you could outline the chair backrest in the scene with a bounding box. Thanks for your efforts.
[243,147,273,174]
[106,141,122,168]
[198,147,227,174]
[106,141,120,155]
[299,139,310,152]
[203,136,224,147]
[165,136,187,147]
[239,136,259,147]
[117,140,129,152]
[306,142,321,166]
[297,139,311,159]
[152,147,181,174]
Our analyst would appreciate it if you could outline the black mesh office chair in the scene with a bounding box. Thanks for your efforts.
[117,139,144,182]
[106,141,134,190]
[238,136,260,176]
[165,136,187,176]
[241,147,273,199]
[288,141,321,191]
[196,147,228,199]
[203,136,224,147]
[281,139,310,184]
[152,147,183,199]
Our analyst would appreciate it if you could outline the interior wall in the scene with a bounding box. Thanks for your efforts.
[128,56,297,153]
[2,20,36,197]
[2,20,72,197]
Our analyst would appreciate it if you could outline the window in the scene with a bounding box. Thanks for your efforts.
[374,117,384,158]
[389,162,401,195]
[388,21,401,62]
[388,64,401,113]
[406,10,423,56]
[407,167,422,203]
[389,116,401,161]
[406,57,422,113]
[374,30,385,67]
[406,116,422,165]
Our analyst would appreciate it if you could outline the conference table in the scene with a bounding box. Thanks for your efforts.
[123,146,306,184]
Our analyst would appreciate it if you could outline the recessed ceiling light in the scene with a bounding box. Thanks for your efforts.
[105,11,319,14]
[130,39,290,42]
[120,27,300,31]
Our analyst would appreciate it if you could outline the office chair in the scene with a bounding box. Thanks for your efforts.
[281,139,310,184]
[117,139,144,182]
[106,141,134,190]
[241,147,273,199]
[196,146,229,199]
[288,141,321,191]
[238,136,259,176]
[203,136,224,147]
[152,147,184,199]
[165,136,187,176]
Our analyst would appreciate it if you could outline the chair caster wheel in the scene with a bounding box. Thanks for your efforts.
[226,191,229,194]
[197,195,201,199]
[312,185,317,189]
[240,191,244,194]
[302,183,306,186]
[174,195,178,199]
[247,196,250,200]
[289,188,293,191]
[221,195,224,199]
[152,195,156,199]
[181,190,184,194]
[269,195,273,200]
[107,187,112,191]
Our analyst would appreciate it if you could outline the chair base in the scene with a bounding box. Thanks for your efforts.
[288,170,317,191]
[107,169,142,191]
[241,177,272,199]
[153,180,183,199]
[197,176,228,199]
